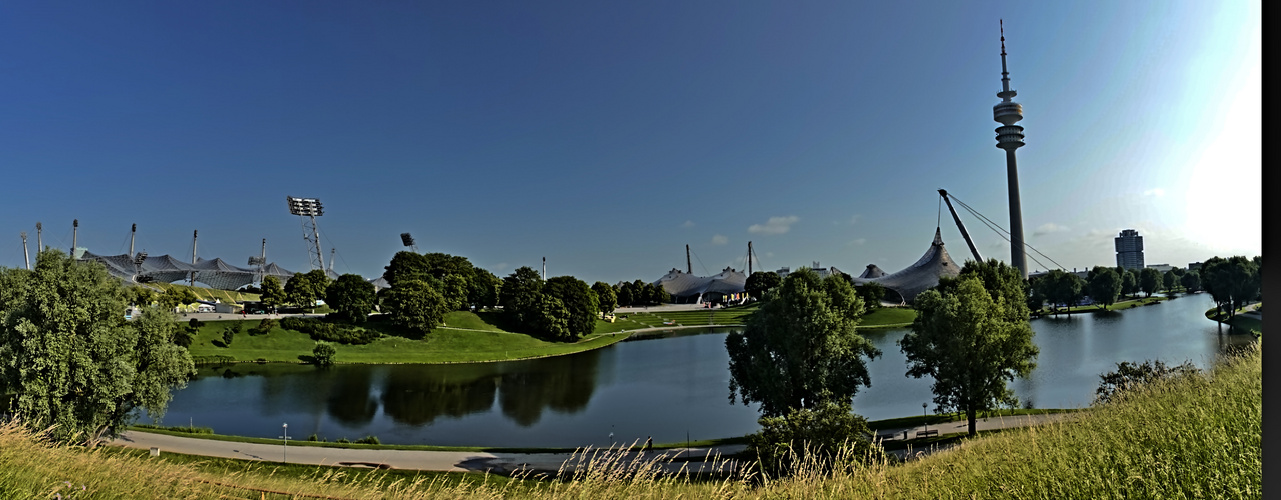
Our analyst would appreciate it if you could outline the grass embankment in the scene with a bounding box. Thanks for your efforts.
[1206,303,1263,333]
[3,345,1259,498]
[145,282,261,304]
[187,313,629,364]
[187,305,766,365]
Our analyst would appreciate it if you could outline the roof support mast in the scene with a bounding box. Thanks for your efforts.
[938,189,984,264]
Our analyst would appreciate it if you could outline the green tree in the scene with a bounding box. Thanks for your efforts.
[1162,270,1178,293]
[158,287,199,311]
[1139,267,1162,297]
[468,267,502,311]
[647,283,669,305]
[1094,359,1199,405]
[382,251,430,289]
[726,268,877,418]
[745,271,782,301]
[286,270,331,311]
[1087,266,1122,309]
[900,275,1038,436]
[544,276,600,341]
[441,274,471,311]
[632,280,648,305]
[592,281,618,317]
[312,341,337,367]
[325,273,377,323]
[221,325,235,346]
[855,281,886,311]
[750,400,886,478]
[1036,269,1081,316]
[616,282,634,307]
[382,279,448,335]
[530,293,571,341]
[259,275,286,311]
[1181,270,1202,293]
[1120,270,1138,299]
[499,267,545,328]
[0,250,196,443]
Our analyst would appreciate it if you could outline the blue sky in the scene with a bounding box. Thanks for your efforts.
[0,1,1261,285]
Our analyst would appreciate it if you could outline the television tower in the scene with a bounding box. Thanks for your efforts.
[994,20,1028,279]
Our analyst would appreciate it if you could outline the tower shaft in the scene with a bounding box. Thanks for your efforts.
[993,20,1028,279]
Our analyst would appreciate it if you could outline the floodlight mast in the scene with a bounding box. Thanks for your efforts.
[286,196,326,272]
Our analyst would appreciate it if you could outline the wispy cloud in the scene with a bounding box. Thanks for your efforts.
[1033,223,1070,236]
[849,214,862,225]
[1143,188,1165,197]
[681,220,695,228]
[748,216,799,235]
[711,234,728,245]
[847,238,867,246]
[765,252,774,258]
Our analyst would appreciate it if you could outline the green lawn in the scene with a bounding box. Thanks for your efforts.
[188,314,629,364]
[859,307,916,328]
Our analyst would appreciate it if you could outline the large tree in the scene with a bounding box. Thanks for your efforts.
[591,281,618,317]
[325,273,377,323]
[381,279,448,335]
[499,267,545,328]
[855,281,886,311]
[1181,270,1202,293]
[468,267,502,311]
[1162,270,1179,293]
[543,276,599,341]
[259,275,286,311]
[1036,269,1082,316]
[0,250,196,443]
[900,275,1038,436]
[1087,266,1122,309]
[745,271,782,302]
[726,268,878,418]
[1139,267,1162,298]
[1120,270,1138,299]
[286,269,331,311]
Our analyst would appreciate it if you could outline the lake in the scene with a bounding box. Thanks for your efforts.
[148,292,1254,447]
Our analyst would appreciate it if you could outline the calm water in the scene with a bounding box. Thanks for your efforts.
[149,293,1253,447]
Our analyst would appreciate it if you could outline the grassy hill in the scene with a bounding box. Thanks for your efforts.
[2,344,1257,498]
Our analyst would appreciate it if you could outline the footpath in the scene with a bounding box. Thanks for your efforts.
[110,412,1077,476]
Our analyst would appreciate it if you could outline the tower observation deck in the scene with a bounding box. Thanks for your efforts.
[994,20,1028,279]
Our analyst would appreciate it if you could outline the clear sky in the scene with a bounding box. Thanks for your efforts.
[0,1,1261,285]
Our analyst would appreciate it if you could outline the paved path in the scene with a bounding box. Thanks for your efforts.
[110,413,1077,475]
[110,431,748,476]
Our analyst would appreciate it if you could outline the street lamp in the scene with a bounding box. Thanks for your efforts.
[922,402,929,433]
[279,423,290,463]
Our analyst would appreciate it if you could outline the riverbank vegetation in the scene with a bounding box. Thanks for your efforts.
[0,342,1258,498]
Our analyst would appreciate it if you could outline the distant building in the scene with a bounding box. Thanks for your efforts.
[1114,229,1145,270]
[1188,262,1203,271]
[1146,264,1174,273]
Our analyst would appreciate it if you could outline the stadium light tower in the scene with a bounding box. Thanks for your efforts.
[249,238,267,284]
[400,232,418,253]
[286,196,326,271]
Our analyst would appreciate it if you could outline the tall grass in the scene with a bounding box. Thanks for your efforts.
[1,343,1260,498]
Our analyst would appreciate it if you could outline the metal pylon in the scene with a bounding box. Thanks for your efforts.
[298,215,325,271]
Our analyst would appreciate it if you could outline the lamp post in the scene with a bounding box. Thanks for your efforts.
[922,403,929,433]
[280,423,289,463]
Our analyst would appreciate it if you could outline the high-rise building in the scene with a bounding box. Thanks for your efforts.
[1115,229,1145,270]
[994,20,1028,279]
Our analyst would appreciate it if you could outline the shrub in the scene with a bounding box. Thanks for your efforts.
[220,326,235,346]
[749,400,886,478]
[312,342,336,367]
[355,435,380,445]
[280,316,379,345]
[248,318,276,335]
[1095,359,1201,405]
[335,438,350,444]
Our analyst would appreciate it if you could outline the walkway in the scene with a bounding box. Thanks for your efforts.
[109,412,1077,476]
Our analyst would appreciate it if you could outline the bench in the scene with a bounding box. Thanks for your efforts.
[915,429,938,438]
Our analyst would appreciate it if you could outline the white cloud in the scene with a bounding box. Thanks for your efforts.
[765,252,774,258]
[681,220,695,228]
[849,214,862,225]
[748,216,799,235]
[1033,223,1071,236]
[711,234,728,245]
[1143,188,1166,197]
[847,238,867,246]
